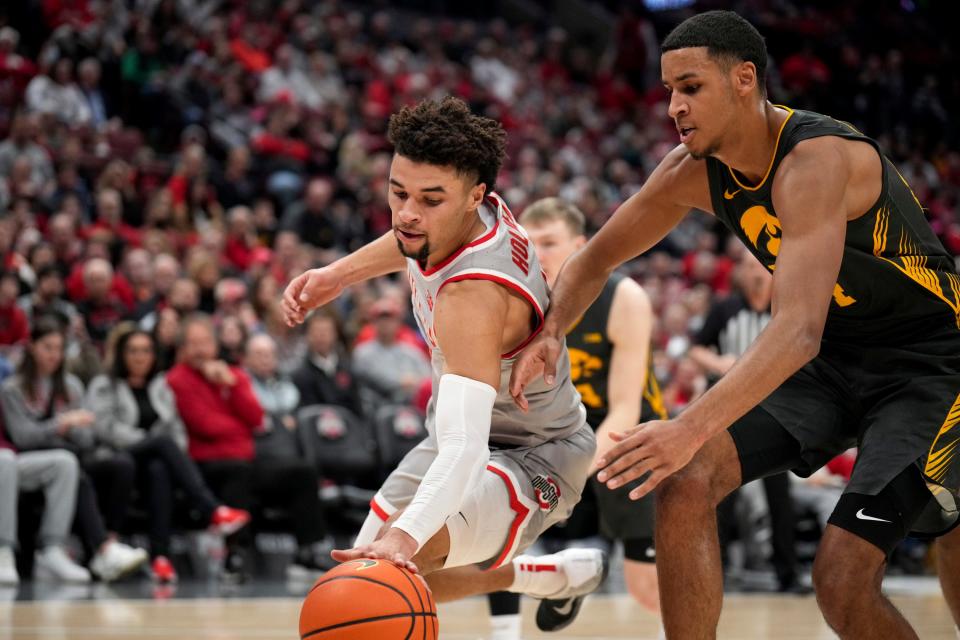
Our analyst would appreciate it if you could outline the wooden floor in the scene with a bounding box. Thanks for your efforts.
[2,592,957,639]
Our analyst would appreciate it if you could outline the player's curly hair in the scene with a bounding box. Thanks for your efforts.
[662,11,768,94]
[387,97,507,195]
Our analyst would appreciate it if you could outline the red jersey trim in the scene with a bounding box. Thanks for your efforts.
[484,463,531,571]
[437,273,544,359]
[370,496,391,522]
[416,195,502,277]
[516,562,559,572]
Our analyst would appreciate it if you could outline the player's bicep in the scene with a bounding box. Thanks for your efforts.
[606,279,651,417]
[771,139,850,338]
[433,280,507,391]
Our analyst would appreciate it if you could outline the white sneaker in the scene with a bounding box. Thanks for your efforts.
[90,541,148,582]
[544,548,607,599]
[0,546,19,585]
[513,547,607,600]
[532,548,609,632]
[34,546,91,583]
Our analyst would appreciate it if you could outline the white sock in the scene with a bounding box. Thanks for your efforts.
[507,554,565,598]
[490,613,522,640]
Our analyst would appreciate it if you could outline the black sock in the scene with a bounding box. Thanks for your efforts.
[488,591,521,615]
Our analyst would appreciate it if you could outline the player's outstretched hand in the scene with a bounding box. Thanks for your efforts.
[594,419,697,500]
[331,529,420,575]
[509,332,564,412]
[281,266,344,327]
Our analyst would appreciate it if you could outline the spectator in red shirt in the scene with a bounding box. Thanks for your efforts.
[166,144,206,210]
[75,258,127,351]
[780,44,831,96]
[353,295,429,357]
[41,0,95,30]
[166,315,262,463]
[64,240,134,309]
[0,27,37,102]
[229,25,272,73]
[84,189,141,251]
[0,271,28,348]
[223,206,257,273]
[166,315,330,581]
[46,213,83,276]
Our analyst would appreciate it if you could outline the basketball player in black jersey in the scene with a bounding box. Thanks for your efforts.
[511,10,960,639]
[486,198,668,638]
[522,198,667,628]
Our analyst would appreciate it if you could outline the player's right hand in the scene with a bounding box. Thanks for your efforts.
[281,266,344,326]
[509,331,563,412]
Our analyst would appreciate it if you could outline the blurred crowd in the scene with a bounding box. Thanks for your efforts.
[0,0,957,585]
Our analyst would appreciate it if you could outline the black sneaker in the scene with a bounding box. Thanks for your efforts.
[535,549,609,632]
[221,550,249,584]
[286,549,337,581]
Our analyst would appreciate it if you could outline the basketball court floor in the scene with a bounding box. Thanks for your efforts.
[1,575,955,639]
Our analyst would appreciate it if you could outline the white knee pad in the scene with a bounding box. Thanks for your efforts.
[443,471,513,569]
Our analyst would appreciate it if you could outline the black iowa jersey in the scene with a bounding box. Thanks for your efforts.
[566,272,667,428]
[706,107,960,345]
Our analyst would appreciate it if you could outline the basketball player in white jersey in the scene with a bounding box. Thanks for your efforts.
[282,97,606,626]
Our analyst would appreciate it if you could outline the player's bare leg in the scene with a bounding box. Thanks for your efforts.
[936,524,960,635]
[654,431,741,639]
[624,560,660,614]
[426,565,513,602]
[812,526,917,639]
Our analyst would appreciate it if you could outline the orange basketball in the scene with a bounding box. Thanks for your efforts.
[299,559,438,639]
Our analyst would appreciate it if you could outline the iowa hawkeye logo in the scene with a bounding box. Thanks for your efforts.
[533,475,561,513]
[739,205,856,308]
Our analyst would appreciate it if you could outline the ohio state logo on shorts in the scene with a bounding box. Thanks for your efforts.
[532,475,561,513]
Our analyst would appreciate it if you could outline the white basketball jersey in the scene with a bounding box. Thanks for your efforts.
[407,192,586,446]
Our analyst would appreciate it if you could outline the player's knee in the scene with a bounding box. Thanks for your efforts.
[51,450,79,483]
[656,459,720,510]
[813,567,860,631]
[657,436,739,512]
[812,543,880,629]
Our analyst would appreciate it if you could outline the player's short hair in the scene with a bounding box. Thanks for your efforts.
[661,11,768,93]
[387,97,507,196]
[519,197,586,237]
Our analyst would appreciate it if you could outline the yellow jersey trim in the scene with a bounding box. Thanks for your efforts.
[727,105,796,192]
[924,393,960,485]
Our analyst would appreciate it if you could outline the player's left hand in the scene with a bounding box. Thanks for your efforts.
[595,418,698,500]
[330,528,420,574]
